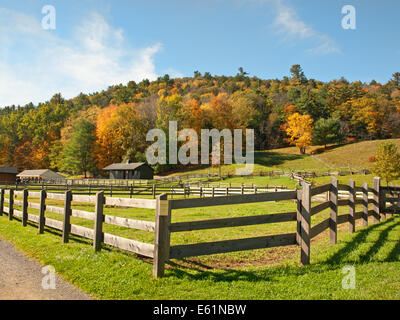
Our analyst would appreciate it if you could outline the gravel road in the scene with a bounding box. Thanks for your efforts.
[0,238,92,300]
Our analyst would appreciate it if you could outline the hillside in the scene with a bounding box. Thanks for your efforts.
[169,139,394,177]
[1,66,400,177]
[314,138,400,170]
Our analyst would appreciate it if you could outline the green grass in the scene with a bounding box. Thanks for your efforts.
[314,138,400,170]
[1,196,400,299]
[165,139,400,181]
[168,148,331,177]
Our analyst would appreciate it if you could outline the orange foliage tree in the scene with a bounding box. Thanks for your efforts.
[94,105,125,169]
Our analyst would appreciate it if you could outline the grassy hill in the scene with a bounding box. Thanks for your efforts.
[162,139,400,188]
[167,139,400,177]
[314,138,400,170]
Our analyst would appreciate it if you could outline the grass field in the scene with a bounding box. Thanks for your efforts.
[0,212,399,299]
[314,138,400,169]
[1,139,399,299]
[167,138,400,179]
[1,189,400,299]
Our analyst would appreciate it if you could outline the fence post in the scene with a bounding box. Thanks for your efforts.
[22,189,29,227]
[93,191,105,252]
[62,190,72,243]
[8,189,14,221]
[153,184,156,199]
[379,179,386,220]
[38,190,47,234]
[153,193,171,278]
[300,182,311,266]
[330,177,338,245]
[348,179,355,234]
[362,182,369,227]
[296,189,302,246]
[0,189,3,216]
[373,177,381,224]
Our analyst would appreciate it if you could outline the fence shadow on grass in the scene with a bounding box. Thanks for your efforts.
[166,259,275,283]
[164,216,400,283]
[319,216,400,267]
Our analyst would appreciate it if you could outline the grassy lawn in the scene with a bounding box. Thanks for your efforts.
[169,148,332,177]
[312,138,400,170]
[165,139,400,182]
[1,192,400,299]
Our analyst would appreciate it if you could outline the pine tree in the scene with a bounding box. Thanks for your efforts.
[63,119,96,178]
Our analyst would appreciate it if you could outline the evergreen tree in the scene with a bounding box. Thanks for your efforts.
[312,118,343,148]
[63,119,96,178]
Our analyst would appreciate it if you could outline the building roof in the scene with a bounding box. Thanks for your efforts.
[17,169,49,177]
[103,162,153,171]
[0,166,18,174]
[17,169,65,180]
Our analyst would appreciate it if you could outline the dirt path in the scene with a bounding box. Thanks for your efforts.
[0,238,92,300]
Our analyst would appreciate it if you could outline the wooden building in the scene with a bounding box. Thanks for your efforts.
[0,166,18,183]
[17,169,66,182]
[103,162,154,180]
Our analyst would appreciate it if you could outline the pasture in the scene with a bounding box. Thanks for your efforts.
[0,175,400,299]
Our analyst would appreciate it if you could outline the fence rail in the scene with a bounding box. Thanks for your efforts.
[0,181,289,199]
[0,175,398,278]
[0,189,156,259]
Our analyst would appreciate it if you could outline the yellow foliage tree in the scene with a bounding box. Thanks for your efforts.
[94,105,125,169]
[285,113,314,154]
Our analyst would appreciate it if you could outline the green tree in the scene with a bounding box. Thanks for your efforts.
[372,142,400,185]
[392,72,400,87]
[312,118,343,148]
[63,119,96,178]
[290,64,307,84]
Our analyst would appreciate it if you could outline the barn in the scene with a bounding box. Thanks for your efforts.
[17,169,66,182]
[103,162,154,180]
[0,166,18,183]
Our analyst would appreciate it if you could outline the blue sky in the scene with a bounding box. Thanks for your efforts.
[1,0,400,106]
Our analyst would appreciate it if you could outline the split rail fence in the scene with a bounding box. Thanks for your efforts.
[0,182,288,199]
[0,176,398,278]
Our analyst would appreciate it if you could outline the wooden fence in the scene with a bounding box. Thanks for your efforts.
[0,176,398,278]
[0,182,288,199]
[0,189,157,259]
[152,176,398,277]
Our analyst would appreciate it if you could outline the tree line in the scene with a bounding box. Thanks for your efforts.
[1,65,400,177]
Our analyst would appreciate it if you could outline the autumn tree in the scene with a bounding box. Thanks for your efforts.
[372,142,400,185]
[285,112,314,154]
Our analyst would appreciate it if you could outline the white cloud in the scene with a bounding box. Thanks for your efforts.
[239,0,340,54]
[272,0,340,54]
[0,9,166,107]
